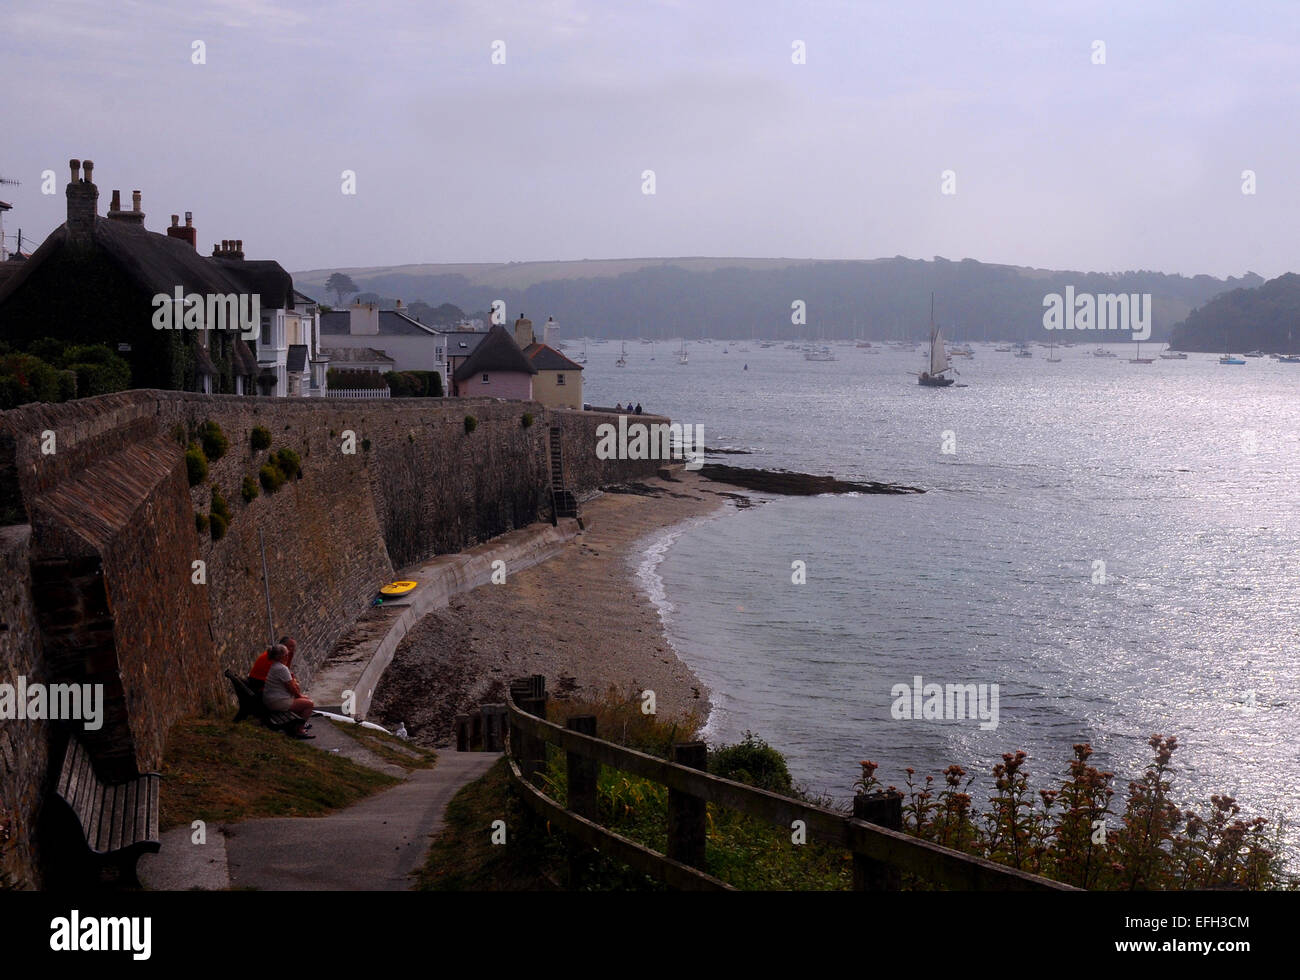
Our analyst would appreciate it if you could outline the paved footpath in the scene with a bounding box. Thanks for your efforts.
[139,722,500,891]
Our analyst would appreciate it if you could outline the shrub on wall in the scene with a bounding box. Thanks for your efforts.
[259,463,285,494]
[241,475,259,503]
[185,443,208,486]
[211,487,231,524]
[464,415,477,434]
[209,512,228,541]
[199,421,230,461]
[273,448,302,480]
[195,512,209,533]
[250,425,272,451]
[521,412,534,428]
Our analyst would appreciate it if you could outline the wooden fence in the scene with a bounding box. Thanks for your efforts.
[502,675,1081,892]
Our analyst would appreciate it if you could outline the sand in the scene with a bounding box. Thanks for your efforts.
[367,471,750,746]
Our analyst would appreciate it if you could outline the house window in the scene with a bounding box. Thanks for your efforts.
[482,373,490,383]
[556,373,566,386]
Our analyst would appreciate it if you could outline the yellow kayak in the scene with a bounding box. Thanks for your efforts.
[379,581,418,596]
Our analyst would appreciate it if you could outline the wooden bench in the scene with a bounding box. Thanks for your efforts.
[53,737,160,887]
[224,669,305,732]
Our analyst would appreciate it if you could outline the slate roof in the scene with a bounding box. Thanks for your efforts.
[445,331,489,357]
[319,309,442,336]
[452,323,537,381]
[320,346,395,364]
[287,344,308,373]
[523,342,583,372]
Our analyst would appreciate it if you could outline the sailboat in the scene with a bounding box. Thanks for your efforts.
[1046,340,1061,363]
[1129,341,1153,364]
[678,339,688,365]
[1158,344,1187,360]
[1220,336,1244,365]
[918,294,955,387]
[616,341,627,367]
[577,340,588,364]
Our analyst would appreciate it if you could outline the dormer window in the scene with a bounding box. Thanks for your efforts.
[482,373,490,383]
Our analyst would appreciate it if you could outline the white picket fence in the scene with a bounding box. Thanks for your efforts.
[326,387,391,399]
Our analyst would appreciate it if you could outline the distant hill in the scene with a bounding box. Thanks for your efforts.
[1169,273,1300,353]
[294,257,1263,343]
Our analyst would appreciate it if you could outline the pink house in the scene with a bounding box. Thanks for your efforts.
[451,322,537,399]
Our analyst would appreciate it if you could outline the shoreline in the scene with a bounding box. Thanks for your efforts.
[368,471,746,745]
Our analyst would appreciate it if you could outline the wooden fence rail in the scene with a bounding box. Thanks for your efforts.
[503,676,1081,892]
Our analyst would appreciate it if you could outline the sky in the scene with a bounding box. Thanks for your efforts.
[2,0,1297,278]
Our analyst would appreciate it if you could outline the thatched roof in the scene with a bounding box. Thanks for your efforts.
[0,217,293,311]
[452,323,536,382]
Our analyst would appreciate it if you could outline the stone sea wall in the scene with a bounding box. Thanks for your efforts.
[0,390,666,887]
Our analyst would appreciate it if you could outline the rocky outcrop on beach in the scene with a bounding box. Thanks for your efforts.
[697,463,924,495]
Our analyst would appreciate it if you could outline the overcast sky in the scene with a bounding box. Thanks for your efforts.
[2,0,1297,278]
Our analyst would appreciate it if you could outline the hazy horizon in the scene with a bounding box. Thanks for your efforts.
[4,0,1297,280]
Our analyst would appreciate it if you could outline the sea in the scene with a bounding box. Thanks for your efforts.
[582,337,1300,868]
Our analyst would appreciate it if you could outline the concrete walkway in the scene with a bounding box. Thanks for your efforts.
[223,750,500,891]
[139,717,501,891]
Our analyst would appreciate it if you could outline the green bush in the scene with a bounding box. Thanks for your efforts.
[0,353,64,408]
[709,732,793,795]
[241,475,259,503]
[521,412,534,428]
[273,448,302,480]
[195,512,209,533]
[250,425,272,451]
[210,487,230,523]
[464,415,477,434]
[185,443,208,486]
[361,438,371,452]
[199,421,229,461]
[209,512,228,541]
[171,423,187,446]
[259,463,285,494]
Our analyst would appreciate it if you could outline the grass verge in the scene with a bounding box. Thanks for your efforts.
[159,715,401,831]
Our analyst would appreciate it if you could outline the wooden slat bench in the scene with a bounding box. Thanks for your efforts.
[53,737,160,887]
[224,669,305,732]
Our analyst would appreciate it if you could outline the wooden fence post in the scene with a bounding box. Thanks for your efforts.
[853,791,904,890]
[667,741,708,870]
[454,714,469,752]
[514,676,548,783]
[566,715,598,888]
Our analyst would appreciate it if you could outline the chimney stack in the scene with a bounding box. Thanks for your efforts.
[167,211,198,249]
[107,186,146,226]
[514,314,534,349]
[65,157,99,240]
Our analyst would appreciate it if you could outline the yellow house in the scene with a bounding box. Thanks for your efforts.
[514,315,584,409]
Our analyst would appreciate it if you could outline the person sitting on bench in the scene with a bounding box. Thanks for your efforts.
[248,635,296,695]
[262,643,314,738]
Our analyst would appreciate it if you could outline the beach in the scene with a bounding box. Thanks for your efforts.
[367,471,747,746]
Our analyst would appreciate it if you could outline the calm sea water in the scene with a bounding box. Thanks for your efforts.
[582,339,1300,865]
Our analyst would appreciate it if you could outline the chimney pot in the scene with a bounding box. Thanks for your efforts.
[235,239,242,252]
[185,211,192,227]
[82,160,93,182]
[131,190,141,212]
[110,190,121,212]
[69,159,81,183]
[171,214,179,227]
